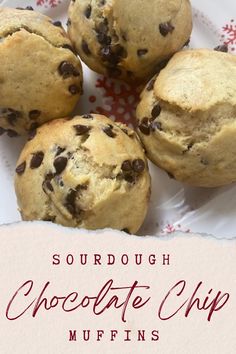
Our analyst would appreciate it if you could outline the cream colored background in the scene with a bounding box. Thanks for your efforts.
[0,222,235,353]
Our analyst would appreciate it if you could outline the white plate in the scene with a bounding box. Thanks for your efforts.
[0,0,236,238]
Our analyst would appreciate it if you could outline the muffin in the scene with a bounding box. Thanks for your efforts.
[15,114,151,233]
[136,49,236,187]
[67,0,192,82]
[0,7,83,136]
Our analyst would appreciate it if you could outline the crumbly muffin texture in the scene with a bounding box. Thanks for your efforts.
[15,114,151,233]
[0,7,83,136]
[68,0,192,82]
[136,49,236,187]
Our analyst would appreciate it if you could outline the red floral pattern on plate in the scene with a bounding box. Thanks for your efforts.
[222,19,236,51]
[91,76,142,127]
[36,0,61,8]
[161,224,191,235]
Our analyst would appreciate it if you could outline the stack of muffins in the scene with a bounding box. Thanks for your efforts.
[0,1,235,234]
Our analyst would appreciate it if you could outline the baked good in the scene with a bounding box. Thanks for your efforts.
[67,0,192,82]
[136,49,236,187]
[15,114,151,233]
[0,7,83,136]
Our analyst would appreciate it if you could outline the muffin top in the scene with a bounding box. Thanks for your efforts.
[15,114,151,233]
[68,0,192,82]
[0,7,83,136]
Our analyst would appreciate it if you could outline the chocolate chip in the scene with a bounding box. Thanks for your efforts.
[29,110,41,120]
[96,19,108,34]
[7,109,21,125]
[137,49,148,56]
[30,151,44,169]
[7,115,17,126]
[67,19,71,26]
[56,146,66,156]
[124,174,135,183]
[100,46,117,63]
[146,79,155,91]
[103,125,116,138]
[69,85,80,95]
[159,22,175,37]
[167,172,175,179]
[65,189,77,215]
[66,189,76,204]
[43,216,56,222]
[82,114,93,119]
[151,104,161,119]
[96,24,106,38]
[74,124,91,135]
[114,44,127,58]
[28,121,38,135]
[214,44,228,52]
[100,44,126,65]
[15,161,26,175]
[99,0,106,5]
[7,129,18,137]
[59,61,74,76]
[7,109,21,117]
[17,6,33,10]
[54,156,68,174]
[58,61,78,78]
[184,38,190,47]
[76,184,88,192]
[84,4,92,18]
[65,204,76,216]
[97,33,111,46]
[73,69,80,77]
[82,40,91,55]
[187,142,194,151]
[53,21,62,27]
[100,45,127,65]
[121,160,132,172]
[42,180,54,193]
[138,118,150,135]
[122,228,130,234]
[132,159,145,173]
[0,127,5,136]
[45,172,54,181]
[29,122,38,131]
[28,128,37,141]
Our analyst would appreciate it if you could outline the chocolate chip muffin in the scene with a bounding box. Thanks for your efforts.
[15,114,151,233]
[67,0,192,82]
[0,7,83,136]
[136,49,236,187]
